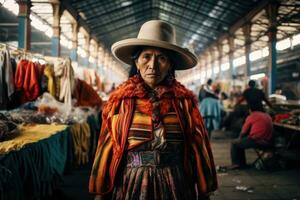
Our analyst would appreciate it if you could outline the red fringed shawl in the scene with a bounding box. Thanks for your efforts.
[89,75,218,197]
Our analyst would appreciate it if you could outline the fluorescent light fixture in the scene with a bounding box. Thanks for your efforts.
[276,38,290,51]
[221,62,229,71]
[233,56,246,67]
[250,49,262,61]
[250,73,265,80]
[1,1,19,15]
[292,33,300,46]
[121,1,132,6]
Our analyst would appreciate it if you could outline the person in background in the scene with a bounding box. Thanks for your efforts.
[200,86,223,139]
[198,79,218,102]
[229,104,273,169]
[89,20,217,200]
[237,80,272,112]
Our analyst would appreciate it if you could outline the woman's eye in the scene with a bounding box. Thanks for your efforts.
[142,54,151,60]
[158,56,168,63]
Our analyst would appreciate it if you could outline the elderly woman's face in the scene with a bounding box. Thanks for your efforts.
[135,47,172,89]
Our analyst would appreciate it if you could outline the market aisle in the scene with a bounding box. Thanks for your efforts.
[210,130,300,200]
[49,161,94,200]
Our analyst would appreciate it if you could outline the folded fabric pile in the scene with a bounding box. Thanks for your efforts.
[0,113,19,141]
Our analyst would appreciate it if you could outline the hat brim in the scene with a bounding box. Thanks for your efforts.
[111,38,198,70]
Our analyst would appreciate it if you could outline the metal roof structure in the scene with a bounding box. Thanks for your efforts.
[1,0,300,79]
[69,0,262,55]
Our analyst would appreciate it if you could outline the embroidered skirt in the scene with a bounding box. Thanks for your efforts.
[111,150,196,200]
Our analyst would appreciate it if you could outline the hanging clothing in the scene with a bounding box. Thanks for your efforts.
[72,79,102,108]
[0,47,15,109]
[43,64,56,97]
[54,58,75,107]
[14,60,40,103]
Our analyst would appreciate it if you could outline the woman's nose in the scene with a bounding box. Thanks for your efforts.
[148,56,158,70]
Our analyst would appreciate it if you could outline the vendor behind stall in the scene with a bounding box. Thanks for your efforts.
[237,80,272,111]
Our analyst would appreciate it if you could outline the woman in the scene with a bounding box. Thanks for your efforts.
[89,20,217,200]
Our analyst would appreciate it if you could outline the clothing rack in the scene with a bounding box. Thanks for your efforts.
[0,42,62,64]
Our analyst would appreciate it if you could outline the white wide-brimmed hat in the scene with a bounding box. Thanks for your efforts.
[111,20,198,70]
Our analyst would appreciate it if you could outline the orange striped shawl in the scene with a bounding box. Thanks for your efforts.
[89,75,218,196]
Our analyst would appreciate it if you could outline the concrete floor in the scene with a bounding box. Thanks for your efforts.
[210,131,300,200]
[58,130,300,200]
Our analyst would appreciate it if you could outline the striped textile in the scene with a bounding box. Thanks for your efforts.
[89,76,217,197]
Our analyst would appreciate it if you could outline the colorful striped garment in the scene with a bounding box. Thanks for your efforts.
[89,75,218,199]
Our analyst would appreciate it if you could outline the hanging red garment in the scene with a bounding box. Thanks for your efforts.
[73,78,102,108]
[15,60,40,103]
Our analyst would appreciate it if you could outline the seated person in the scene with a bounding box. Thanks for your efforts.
[229,105,273,169]
[221,104,248,138]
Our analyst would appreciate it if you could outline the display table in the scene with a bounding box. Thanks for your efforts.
[273,122,300,161]
[0,124,67,154]
[0,124,70,200]
[273,122,300,132]
[0,116,99,200]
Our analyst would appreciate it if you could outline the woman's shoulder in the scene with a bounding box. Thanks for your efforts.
[173,80,195,99]
[109,76,146,101]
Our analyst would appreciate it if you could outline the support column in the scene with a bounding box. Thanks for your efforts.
[228,35,235,79]
[204,52,209,80]
[209,47,216,80]
[199,58,205,84]
[17,0,31,50]
[84,35,90,67]
[51,1,62,57]
[70,22,78,62]
[266,1,279,95]
[217,43,223,78]
[243,22,252,79]
[94,43,99,68]
[98,47,103,69]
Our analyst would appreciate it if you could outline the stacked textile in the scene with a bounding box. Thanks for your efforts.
[0,113,19,141]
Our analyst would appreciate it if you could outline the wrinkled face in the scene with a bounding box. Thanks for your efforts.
[135,47,172,89]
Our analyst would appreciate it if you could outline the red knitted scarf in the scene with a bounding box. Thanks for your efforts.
[103,75,196,117]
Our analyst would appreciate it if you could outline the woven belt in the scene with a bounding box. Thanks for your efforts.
[126,151,181,167]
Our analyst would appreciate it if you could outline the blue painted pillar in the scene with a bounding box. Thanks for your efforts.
[266,2,279,95]
[70,22,78,62]
[70,49,77,61]
[243,23,252,79]
[228,36,235,80]
[51,2,61,57]
[17,0,31,50]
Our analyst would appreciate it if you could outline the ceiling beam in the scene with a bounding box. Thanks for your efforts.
[156,7,220,34]
[201,0,243,15]
[162,0,231,25]
[60,0,98,43]
[77,0,146,18]
[206,0,270,55]
[90,7,152,30]
[0,23,18,26]
[96,17,149,37]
